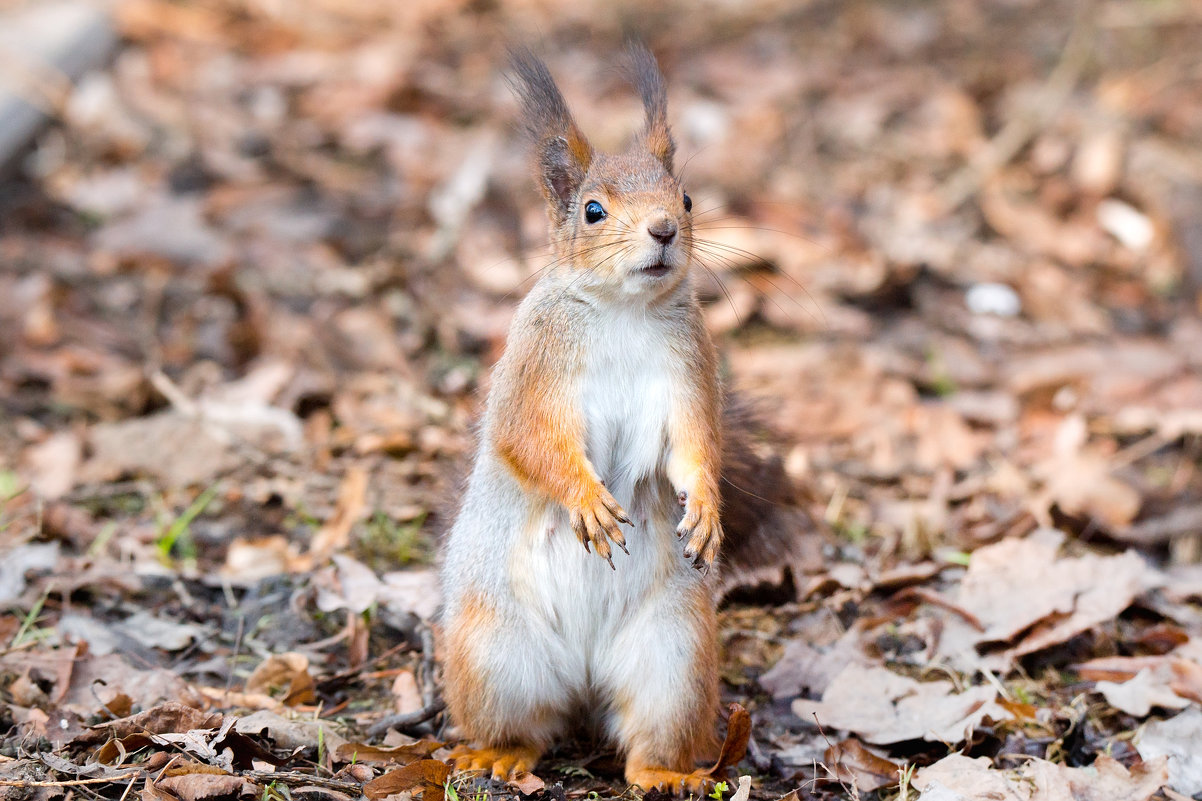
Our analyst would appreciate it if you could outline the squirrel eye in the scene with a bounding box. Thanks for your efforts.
[682,192,692,213]
[584,200,606,224]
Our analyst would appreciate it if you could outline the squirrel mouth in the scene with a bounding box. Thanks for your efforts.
[641,262,672,278]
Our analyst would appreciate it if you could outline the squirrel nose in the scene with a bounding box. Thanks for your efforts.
[647,218,677,245]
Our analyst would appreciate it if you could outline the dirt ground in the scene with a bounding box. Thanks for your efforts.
[3,0,1202,799]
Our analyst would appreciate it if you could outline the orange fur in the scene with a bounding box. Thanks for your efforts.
[491,319,630,562]
[443,45,736,792]
[442,592,494,733]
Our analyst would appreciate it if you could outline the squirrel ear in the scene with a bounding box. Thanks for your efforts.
[624,42,675,172]
[507,47,594,221]
[538,134,590,219]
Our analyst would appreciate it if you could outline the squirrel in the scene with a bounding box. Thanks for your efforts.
[439,44,805,794]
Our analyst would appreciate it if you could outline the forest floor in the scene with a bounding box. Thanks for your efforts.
[3,1,1202,800]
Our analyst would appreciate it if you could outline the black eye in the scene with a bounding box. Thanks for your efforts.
[584,200,606,224]
[683,192,692,213]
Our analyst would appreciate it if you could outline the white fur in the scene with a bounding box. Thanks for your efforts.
[441,278,709,747]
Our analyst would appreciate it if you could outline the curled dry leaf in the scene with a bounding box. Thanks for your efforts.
[77,702,222,747]
[362,759,450,801]
[332,740,443,765]
[822,738,899,793]
[245,652,316,706]
[508,771,546,795]
[938,530,1153,664]
[697,703,751,779]
[793,664,1010,746]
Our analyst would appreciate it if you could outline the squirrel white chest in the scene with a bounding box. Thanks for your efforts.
[579,310,674,492]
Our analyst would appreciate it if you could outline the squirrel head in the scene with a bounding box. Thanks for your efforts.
[508,44,692,298]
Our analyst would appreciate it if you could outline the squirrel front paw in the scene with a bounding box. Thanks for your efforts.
[677,495,722,570]
[570,486,631,569]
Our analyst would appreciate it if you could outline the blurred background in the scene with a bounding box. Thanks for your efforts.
[3,0,1200,560]
[2,0,1202,793]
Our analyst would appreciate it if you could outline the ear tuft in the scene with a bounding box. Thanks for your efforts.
[507,47,593,222]
[623,42,675,171]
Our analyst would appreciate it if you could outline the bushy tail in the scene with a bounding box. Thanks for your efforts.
[717,396,816,598]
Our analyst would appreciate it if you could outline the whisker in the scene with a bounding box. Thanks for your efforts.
[692,223,826,249]
[688,237,823,318]
[693,258,743,329]
[694,251,793,322]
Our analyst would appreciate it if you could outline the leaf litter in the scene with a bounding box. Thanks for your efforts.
[2,0,1202,800]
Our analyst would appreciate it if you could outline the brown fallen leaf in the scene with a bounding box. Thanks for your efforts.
[697,703,751,779]
[246,653,316,706]
[391,670,423,716]
[362,759,450,801]
[97,733,155,765]
[77,702,222,746]
[233,711,348,757]
[156,773,257,801]
[823,738,899,793]
[1079,642,1202,704]
[508,772,545,795]
[307,466,368,565]
[104,693,134,718]
[332,740,443,765]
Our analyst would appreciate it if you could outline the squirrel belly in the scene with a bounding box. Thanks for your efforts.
[440,280,718,759]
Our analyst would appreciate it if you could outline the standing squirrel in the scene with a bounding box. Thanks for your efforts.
[440,45,804,794]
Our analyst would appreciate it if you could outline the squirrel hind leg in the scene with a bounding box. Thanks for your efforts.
[450,744,542,782]
[442,593,571,768]
[625,762,718,796]
[600,583,720,794]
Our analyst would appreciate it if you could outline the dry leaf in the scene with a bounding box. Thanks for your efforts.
[1096,667,1191,717]
[78,702,222,746]
[697,704,751,778]
[942,530,1152,662]
[333,741,443,765]
[391,670,423,716]
[1136,707,1202,797]
[914,753,1167,801]
[793,665,1010,745]
[233,711,348,756]
[308,466,368,564]
[245,653,316,705]
[507,772,545,795]
[362,760,450,801]
[156,773,256,801]
[823,738,899,792]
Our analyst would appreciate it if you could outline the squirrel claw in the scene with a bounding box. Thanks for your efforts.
[676,497,723,569]
[570,486,631,568]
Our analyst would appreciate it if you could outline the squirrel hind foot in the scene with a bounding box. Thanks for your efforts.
[626,767,718,796]
[449,744,541,782]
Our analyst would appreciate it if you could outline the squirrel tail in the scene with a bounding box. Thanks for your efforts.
[717,395,816,598]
